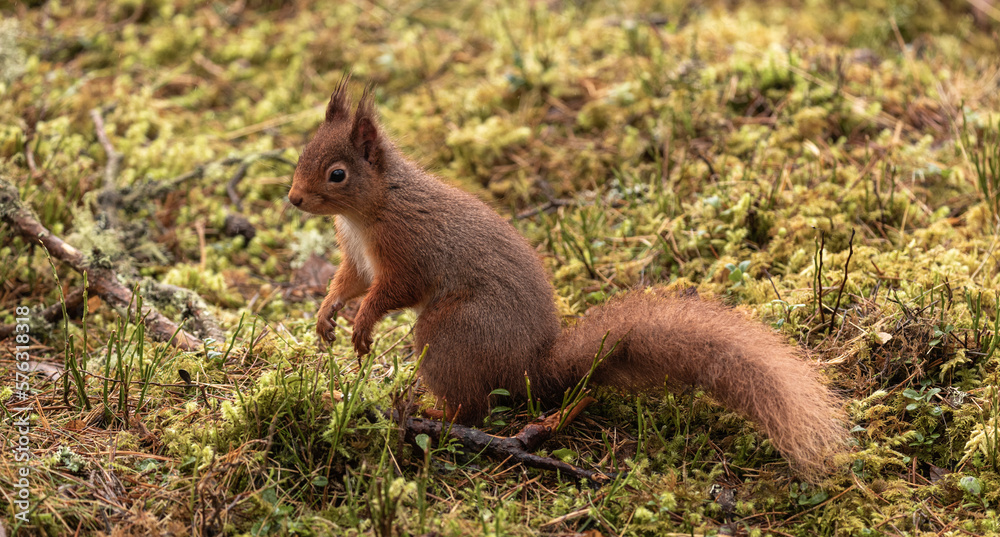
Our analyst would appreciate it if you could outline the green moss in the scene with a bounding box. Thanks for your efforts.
[4,0,1000,534]
[161,264,243,307]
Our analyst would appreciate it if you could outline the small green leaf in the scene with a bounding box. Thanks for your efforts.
[490,388,511,397]
[312,475,328,487]
[799,490,828,506]
[959,476,982,496]
[415,433,430,452]
[551,448,576,461]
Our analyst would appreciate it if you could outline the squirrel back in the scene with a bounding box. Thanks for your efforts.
[289,78,846,479]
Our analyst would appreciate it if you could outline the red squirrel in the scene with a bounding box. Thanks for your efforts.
[288,77,846,477]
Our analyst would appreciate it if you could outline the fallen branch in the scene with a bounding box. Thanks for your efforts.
[226,160,252,211]
[387,397,614,484]
[24,133,38,176]
[0,179,201,351]
[0,288,85,340]
[91,106,128,233]
[146,281,225,343]
[128,149,294,207]
[514,396,597,451]
[90,107,123,187]
[513,198,571,221]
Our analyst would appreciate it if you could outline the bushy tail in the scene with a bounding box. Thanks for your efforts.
[547,291,846,479]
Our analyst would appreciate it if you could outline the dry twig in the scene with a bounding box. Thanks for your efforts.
[0,288,85,340]
[513,198,572,220]
[90,107,123,186]
[119,149,293,207]
[226,161,253,211]
[387,397,614,484]
[0,179,201,350]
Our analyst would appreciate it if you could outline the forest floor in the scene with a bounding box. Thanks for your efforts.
[2,0,1000,535]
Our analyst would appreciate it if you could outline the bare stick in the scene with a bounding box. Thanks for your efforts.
[90,108,123,186]
[146,281,225,344]
[0,288,85,340]
[513,199,571,220]
[25,137,38,176]
[816,229,826,326]
[390,407,615,484]
[226,161,252,211]
[512,396,597,451]
[828,228,856,334]
[126,149,293,207]
[0,179,200,351]
[763,268,784,302]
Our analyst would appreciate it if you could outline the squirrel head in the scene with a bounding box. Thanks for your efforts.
[289,76,386,217]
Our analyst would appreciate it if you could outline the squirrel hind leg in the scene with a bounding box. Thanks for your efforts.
[413,313,503,425]
[413,297,553,425]
[416,346,491,424]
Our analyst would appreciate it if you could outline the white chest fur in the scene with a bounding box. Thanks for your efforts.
[335,215,376,284]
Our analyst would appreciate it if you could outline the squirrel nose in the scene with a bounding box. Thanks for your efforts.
[289,192,303,206]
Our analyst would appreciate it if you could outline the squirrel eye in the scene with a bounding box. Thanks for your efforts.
[328,168,347,183]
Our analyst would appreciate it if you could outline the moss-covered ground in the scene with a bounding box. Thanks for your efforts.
[2,1,1000,535]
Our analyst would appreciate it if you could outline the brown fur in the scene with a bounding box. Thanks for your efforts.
[289,77,846,478]
[551,291,845,478]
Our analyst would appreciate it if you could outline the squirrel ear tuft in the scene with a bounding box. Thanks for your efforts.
[351,84,381,165]
[325,72,352,123]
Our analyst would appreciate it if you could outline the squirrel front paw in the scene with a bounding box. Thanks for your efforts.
[352,328,373,356]
[316,299,344,344]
